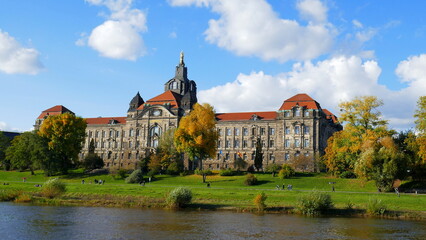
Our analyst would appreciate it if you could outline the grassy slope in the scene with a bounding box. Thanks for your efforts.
[1,170,425,212]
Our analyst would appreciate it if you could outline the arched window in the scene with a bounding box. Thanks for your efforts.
[150,125,161,137]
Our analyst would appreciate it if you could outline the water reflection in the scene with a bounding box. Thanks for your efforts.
[0,202,425,240]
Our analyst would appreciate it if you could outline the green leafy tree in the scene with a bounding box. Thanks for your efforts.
[414,96,426,164]
[324,96,391,176]
[254,137,263,171]
[0,132,12,170]
[82,139,104,171]
[174,103,218,172]
[5,131,48,175]
[38,113,87,175]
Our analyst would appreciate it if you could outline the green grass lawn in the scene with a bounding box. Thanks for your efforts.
[1,170,425,213]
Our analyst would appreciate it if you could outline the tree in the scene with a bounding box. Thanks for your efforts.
[339,96,388,134]
[5,131,48,174]
[355,136,407,192]
[38,113,87,175]
[414,96,426,164]
[324,96,391,176]
[82,139,104,171]
[292,154,312,172]
[0,132,11,170]
[254,137,263,171]
[174,103,218,172]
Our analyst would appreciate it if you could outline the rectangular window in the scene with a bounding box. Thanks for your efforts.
[226,140,231,148]
[251,152,255,160]
[285,139,290,148]
[262,140,266,147]
[226,128,232,136]
[129,142,133,148]
[269,140,274,148]
[234,128,240,136]
[218,140,221,148]
[260,128,265,135]
[285,153,290,161]
[285,127,290,134]
[295,108,300,116]
[102,131,106,138]
[136,141,140,147]
[304,139,310,147]
[295,139,300,147]
[270,154,275,162]
[269,128,275,135]
[243,140,248,148]
[109,130,113,137]
[89,131,92,137]
[234,140,240,148]
[218,128,222,136]
[304,110,309,117]
[243,127,248,136]
[128,152,132,159]
[295,126,300,134]
[123,131,126,137]
[225,153,229,160]
[116,131,120,137]
[217,153,220,160]
[95,131,99,138]
[252,140,256,148]
[101,141,105,148]
[284,111,290,117]
[304,126,310,134]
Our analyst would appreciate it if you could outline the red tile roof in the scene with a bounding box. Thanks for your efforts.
[278,93,321,111]
[216,111,277,121]
[37,105,74,119]
[322,109,339,123]
[85,117,127,125]
[137,90,181,110]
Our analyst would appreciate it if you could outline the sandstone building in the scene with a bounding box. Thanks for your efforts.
[35,53,341,171]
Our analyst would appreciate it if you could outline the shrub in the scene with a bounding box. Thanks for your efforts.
[125,169,144,184]
[254,192,267,211]
[278,164,295,179]
[219,168,234,176]
[147,169,157,177]
[266,164,281,174]
[179,170,189,177]
[0,190,20,201]
[82,153,104,171]
[340,171,356,179]
[117,169,128,179]
[166,162,180,175]
[14,193,33,203]
[244,173,258,186]
[41,178,66,199]
[166,187,192,208]
[366,198,387,216]
[194,169,213,176]
[297,190,333,216]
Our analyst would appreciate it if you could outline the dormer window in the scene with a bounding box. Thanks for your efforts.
[294,108,300,117]
[304,110,309,117]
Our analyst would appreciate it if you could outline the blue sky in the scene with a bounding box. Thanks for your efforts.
[0,0,425,132]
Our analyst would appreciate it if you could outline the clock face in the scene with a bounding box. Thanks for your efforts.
[153,109,161,116]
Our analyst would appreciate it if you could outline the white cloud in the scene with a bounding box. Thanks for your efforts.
[80,0,147,60]
[169,0,335,62]
[296,0,327,23]
[0,29,43,75]
[199,55,426,130]
[352,19,363,29]
[169,31,177,39]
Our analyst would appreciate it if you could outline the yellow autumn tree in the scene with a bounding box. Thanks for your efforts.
[38,113,86,175]
[414,96,426,163]
[174,103,218,171]
[324,96,391,176]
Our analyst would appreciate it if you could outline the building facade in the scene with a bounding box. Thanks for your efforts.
[35,53,341,171]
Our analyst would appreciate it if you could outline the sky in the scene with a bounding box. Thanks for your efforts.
[0,0,425,132]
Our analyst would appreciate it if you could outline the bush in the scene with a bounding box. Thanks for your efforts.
[297,190,333,216]
[147,169,157,177]
[14,193,33,203]
[219,168,234,176]
[166,162,180,175]
[166,187,192,208]
[340,171,356,179]
[194,169,213,176]
[254,192,267,211]
[41,178,66,199]
[179,170,189,177]
[366,198,387,216]
[82,153,104,171]
[125,169,144,184]
[0,190,20,201]
[117,169,128,179]
[278,164,295,179]
[244,173,258,186]
[265,164,281,173]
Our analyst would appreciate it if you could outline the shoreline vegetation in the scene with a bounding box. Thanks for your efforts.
[1,170,425,220]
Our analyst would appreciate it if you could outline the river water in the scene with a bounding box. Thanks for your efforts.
[0,202,425,240]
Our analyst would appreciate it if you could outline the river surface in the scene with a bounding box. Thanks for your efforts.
[0,202,425,240]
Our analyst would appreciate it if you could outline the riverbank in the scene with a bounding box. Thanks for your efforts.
[1,170,425,220]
